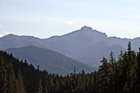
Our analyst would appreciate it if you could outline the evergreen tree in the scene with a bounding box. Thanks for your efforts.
[36,80,43,93]
[108,51,116,92]
[97,57,110,92]
[123,41,137,92]
[15,70,25,93]
[136,48,140,92]
[0,57,8,93]
[75,75,85,93]
[6,62,16,93]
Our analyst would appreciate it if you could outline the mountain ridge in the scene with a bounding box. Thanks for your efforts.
[3,26,135,40]
[1,26,140,67]
[6,46,95,75]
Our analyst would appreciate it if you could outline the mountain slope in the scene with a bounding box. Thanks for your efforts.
[1,26,140,67]
[0,34,45,50]
[6,46,95,75]
[42,26,126,66]
[43,26,108,57]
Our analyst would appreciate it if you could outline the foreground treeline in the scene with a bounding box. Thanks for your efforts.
[1,42,140,93]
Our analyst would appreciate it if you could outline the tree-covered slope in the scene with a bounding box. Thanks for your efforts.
[1,42,140,93]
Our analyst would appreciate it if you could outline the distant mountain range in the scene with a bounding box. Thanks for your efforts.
[6,46,95,75]
[1,26,140,67]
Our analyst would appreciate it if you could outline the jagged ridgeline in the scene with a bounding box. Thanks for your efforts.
[1,42,140,93]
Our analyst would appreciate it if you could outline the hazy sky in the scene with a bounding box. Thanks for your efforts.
[0,0,140,38]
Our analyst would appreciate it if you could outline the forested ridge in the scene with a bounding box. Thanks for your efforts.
[0,42,140,93]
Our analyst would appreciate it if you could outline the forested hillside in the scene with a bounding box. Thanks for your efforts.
[0,42,140,93]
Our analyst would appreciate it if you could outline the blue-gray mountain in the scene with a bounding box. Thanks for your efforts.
[1,26,140,67]
[6,46,95,75]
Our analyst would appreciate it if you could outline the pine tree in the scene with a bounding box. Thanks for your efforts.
[75,75,85,93]
[123,41,137,92]
[36,80,43,93]
[94,71,97,93]
[81,69,85,83]
[15,70,25,93]
[97,57,110,93]
[6,62,16,93]
[0,57,8,93]
[55,78,59,92]
[108,51,116,92]
[136,48,140,92]
[109,51,116,74]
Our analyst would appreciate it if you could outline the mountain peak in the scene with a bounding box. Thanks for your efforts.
[6,34,16,36]
[2,34,18,38]
[80,26,93,31]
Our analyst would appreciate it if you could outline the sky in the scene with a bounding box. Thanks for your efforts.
[0,0,140,38]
